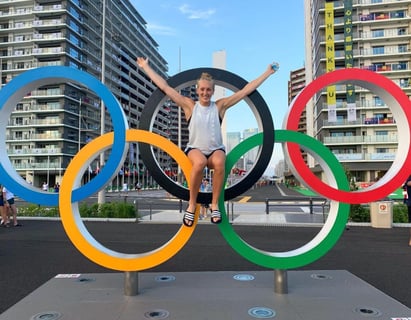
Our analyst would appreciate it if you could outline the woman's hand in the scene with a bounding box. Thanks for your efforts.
[136,57,148,69]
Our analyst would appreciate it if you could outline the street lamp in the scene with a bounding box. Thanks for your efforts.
[97,0,107,204]
[78,98,81,152]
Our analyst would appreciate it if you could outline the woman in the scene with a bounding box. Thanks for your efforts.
[0,184,8,227]
[136,57,277,226]
[403,175,411,245]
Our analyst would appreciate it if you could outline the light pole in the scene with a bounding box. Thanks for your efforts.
[46,154,50,188]
[97,0,106,204]
[78,98,81,152]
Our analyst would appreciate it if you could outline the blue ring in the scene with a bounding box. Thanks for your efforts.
[0,66,128,205]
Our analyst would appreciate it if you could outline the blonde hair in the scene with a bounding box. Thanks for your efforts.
[196,72,215,89]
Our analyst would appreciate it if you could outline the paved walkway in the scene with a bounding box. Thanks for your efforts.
[2,184,411,316]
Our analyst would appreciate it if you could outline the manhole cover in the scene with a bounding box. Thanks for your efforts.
[233,274,255,281]
[353,306,382,317]
[77,277,95,283]
[31,311,62,320]
[144,309,170,319]
[154,275,176,282]
[310,273,332,280]
[248,307,276,318]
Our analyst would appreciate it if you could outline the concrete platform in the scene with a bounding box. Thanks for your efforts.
[1,270,410,320]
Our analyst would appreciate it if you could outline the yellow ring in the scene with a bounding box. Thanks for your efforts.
[59,129,198,271]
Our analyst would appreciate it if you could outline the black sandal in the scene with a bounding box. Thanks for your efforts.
[183,211,195,227]
[211,210,222,224]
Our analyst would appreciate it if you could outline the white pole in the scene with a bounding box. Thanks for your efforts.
[78,98,81,152]
[47,154,50,189]
[98,0,106,204]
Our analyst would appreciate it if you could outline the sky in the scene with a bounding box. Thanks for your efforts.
[131,0,306,172]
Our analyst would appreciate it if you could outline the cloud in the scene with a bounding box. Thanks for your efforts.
[146,23,177,36]
[179,4,216,20]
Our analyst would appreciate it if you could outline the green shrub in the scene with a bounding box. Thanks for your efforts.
[393,203,408,223]
[349,202,408,223]
[18,202,136,219]
[349,204,370,222]
[81,202,136,218]
[18,204,39,216]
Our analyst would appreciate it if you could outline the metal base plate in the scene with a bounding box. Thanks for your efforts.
[1,270,410,320]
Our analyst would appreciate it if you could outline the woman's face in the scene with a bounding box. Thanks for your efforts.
[196,79,214,106]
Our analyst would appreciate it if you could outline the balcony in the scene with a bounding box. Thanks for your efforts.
[8,147,62,156]
[322,117,396,127]
[324,135,398,144]
[334,152,396,161]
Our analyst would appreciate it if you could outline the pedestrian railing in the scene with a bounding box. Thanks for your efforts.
[265,197,330,223]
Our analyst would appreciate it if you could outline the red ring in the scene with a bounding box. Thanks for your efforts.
[285,68,411,204]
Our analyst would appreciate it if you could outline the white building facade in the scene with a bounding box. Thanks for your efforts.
[0,0,169,189]
[304,0,411,186]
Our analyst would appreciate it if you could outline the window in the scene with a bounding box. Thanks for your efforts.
[69,47,79,59]
[393,62,407,70]
[375,131,388,136]
[46,87,60,95]
[374,113,387,119]
[69,33,79,46]
[372,46,384,54]
[69,20,80,33]
[390,11,405,19]
[398,44,407,53]
[400,78,409,88]
[374,97,384,106]
[372,29,384,38]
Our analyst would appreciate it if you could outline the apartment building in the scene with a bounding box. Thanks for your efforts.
[288,67,307,165]
[0,0,170,189]
[304,0,411,186]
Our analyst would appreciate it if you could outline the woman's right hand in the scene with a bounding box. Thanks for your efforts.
[136,57,148,69]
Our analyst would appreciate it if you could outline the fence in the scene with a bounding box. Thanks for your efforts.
[265,197,330,223]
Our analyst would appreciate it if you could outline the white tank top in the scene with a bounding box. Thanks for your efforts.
[186,101,225,155]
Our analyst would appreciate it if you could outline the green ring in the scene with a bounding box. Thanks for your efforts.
[219,129,350,269]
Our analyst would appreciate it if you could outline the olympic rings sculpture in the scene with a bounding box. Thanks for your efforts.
[0,66,408,271]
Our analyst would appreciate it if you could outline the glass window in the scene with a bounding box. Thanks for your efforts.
[375,131,388,136]
[69,33,79,46]
[374,97,384,106]
[69,47,79,59]
[376,148,388,153]
[391,11,405,19]
[372,29,384,37]
[372,46,384,54]
[69,20,80,33]
[69,7,80,19]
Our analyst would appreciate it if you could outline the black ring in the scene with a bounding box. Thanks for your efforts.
[139,68,274,202]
